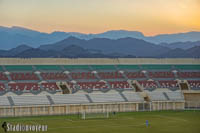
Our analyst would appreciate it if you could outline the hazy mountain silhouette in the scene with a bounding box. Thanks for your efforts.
[0,43,199,58]
[160,41,200,49]
[1,26,200,50]
[39,37,170,56]
[1,45,134,58]
[0,44,32,56]
[158,46,200,58]
[146,31,200,44]
[0,26,71,49]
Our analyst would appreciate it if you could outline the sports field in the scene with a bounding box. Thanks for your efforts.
[1,111,200,133]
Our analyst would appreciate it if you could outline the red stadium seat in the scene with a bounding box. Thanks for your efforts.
[8,83,40,91]
[108,81,130,89]
[158,80,179,88]
[75,81,130,90]
[41,72,68,80]
[77,81,108,89]
[70,72,96,79]
[149,72,174,78]
[188,80,200,88]
[98,71,124,79]
[10,73,39,80]
[0,73,8,80]
[178,72,200,78]
[138,81,158,88]
[41,82,59,90]
[125,72,145,78]
[0,83,5,91]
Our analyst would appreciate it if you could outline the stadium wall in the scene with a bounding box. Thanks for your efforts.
[0,58,199,65]
[0,101,184,117]
[183,91,200,108]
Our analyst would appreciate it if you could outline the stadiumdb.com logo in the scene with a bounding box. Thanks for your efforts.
[2,121,48,132]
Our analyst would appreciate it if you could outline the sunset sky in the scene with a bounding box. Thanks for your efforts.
[0,0,200,35]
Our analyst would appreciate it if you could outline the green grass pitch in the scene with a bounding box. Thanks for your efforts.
[1,111,200,133]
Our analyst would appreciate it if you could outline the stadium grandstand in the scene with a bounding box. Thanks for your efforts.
[0,58,200,117]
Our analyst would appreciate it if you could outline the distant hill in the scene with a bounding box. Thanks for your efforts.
[39,37,170,57]
[16,48,58,58]
[0,26,73,49]
[158,46,200,58]
[0,45,135,58]
[159,41,200,50]
[1,36,200,58]
[0,26,200,50]
[87,30,145,40]
[147,31,200,44]
[0,44,32,57]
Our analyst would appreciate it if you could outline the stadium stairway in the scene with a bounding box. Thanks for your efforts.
[85,94,93,103]
[35,72,43,81]
[143,71,150,80]
[7,96,15,106]
[119,92,129,102]
[155,80,161,88]
[173,71,179,79]
[46,95,55,105]
[163,92,170,100]
[5,73,12,81]
[65,73,80,91]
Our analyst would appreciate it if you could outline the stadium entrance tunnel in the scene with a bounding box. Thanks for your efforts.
[57,82,72,94]
[128,80,143,92]
[179,82,189,90]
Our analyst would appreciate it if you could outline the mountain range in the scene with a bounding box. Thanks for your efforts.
[0,26,200,50]
[160,41,200,50]
[0,36,200,58]
[39,37,170,57]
